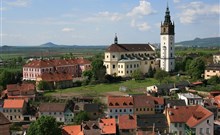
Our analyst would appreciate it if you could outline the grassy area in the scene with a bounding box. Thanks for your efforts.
[44,78,159,97]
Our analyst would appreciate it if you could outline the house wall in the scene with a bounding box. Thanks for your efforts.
[169,123,185,135]
[2,108,26,122]
[64,110,74,124]
[213,55,220,64]
[107,108,133,119]
[205,69,220,80]
[194,115,214,135]
[39,112,65,122]
[134,107,154,115]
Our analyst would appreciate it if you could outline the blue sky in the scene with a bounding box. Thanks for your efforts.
[1,0,220,46]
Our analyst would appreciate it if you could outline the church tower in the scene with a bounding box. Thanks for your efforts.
[160,5,175,72]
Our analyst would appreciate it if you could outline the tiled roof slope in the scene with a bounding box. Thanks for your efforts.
[99,118,116,134]
[62,125,83,135]
[0,112,10,125]
[107,96,134,108]
[167,105,213,127]
[39,103,66,112]
[3,99,25,109]
[38,72,72,82]
[106,44,154,52]
[118,114,137,129]
[133,95,155,108]
[7,83,35,92]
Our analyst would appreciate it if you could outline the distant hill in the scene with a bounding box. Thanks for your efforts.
[176,37,220,47]
[40,42,60,47]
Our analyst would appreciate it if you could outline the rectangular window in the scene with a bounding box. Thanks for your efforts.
[200,128,203,134]
[179,123,182,127]
[112,55,115,58]
[174,123,177,127]
[113,65,115,69]
[121,65,123,68]
[206,128,210,134]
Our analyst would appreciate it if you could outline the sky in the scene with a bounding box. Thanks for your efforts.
[1,0,220,46]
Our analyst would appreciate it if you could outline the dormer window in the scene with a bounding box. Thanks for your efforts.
[115,102,119,106]
[123,102,127,106]
[109,103,113,106]
[129,102,133,105]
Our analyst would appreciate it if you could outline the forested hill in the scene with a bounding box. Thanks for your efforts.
[176,37,220,47]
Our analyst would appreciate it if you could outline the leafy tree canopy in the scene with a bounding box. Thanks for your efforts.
[27,116,61,135]
[187,57,205,79]
[154,69,169,83]
[73,111,89,124]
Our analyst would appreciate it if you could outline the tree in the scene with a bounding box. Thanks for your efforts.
[154,69,169,83]
[131,69,144,80]
[73,111,89,124]
[208,75,220,85]
[187,57,205,79]
[91,59,106,82]
[0,70,22,89]
[37,81,51,90]
[147,65,155,78]
[82,70,93,80]
[27,116,61,135]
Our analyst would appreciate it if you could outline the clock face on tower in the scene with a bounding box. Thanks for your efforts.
[170,37,173,40]
[163,36,166,40]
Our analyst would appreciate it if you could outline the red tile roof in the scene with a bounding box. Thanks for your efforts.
[38,72,72,82]
[106,44,154,52]
[133,95,155,108]
[7,83,35,92]
[24,58,90,68]
[152,96,164,105]
[39,103,66,112]
[107,96,134,108]
[118,114,137,130]
[99,118,116,134]
[3,99,25,109]
[214,95,220,108]
[62,125,83,135]
[167,105,213,127]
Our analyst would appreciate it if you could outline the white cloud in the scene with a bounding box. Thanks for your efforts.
[130,19,151,31]
[5,0,31,7]
[178,1,220,24]
[173,0,181,3]
[61,28,74,32]
[127,0,156,17]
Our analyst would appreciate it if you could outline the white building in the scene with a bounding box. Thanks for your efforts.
[103,35,157,77]
[160,6,175,72]
[165,105,214,135]
[178,93,203,106]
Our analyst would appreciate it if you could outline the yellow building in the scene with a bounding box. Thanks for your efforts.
[104,35,157,77]
[204,64,220,79]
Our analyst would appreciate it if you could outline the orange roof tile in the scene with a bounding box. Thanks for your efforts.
[7,83,35,92]
[167,105,213,127]
[214,95,220,108]
[62,125,83,135]
[99,118,116,134]
[133,95,155,108]
[38,72,72,82]
[107,96,134,108]
[3,99,25,109]
[118,114,137,130]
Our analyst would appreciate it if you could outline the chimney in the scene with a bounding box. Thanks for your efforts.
[174,106,177,109]
[167,103,170,108]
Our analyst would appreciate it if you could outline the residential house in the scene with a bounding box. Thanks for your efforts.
[204,98,218,120]
[39,103,73,123]
[214,95,220,120]
[107,96,134,119]
[2,99,27,122]
[118,114,137,135]
[205,64,220,79]
[62,125,83,135]
[23,58,91,81]
[36,72,73,90]
[136,114,169,133]
[133,95,155,115]
[0,112,11,135]
[152,96,164,113]
[165,105,214,135]
[82,121,101,135]
[99,118,116,135]
[213,52,220,64]
[74,103,99,120]
[6,83,36,101]
[103,35,157,77]
[178,93,203,106]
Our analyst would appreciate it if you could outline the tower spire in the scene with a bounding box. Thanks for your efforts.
[114,33,118,44]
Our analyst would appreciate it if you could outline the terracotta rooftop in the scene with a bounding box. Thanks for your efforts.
[24,58,90,68]
[7,83,35,92]
[167,105,213,127]
[118,114,137,130]
[82,120,101,135]
[106,44,154,52]
[3,99,25,109]
[0,112,10,125]
[107,96,134,108]
[38,72,73,82]
[133,95,155,108]
[99,118,116,134]
[39,103,66,112]
[62,125,83,135]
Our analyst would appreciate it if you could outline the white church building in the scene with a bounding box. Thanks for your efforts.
[104,6,175,77]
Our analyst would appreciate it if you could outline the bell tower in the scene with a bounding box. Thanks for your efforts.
[160,5,175,72]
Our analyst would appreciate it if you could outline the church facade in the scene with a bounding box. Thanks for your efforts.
[103,36,157,77]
